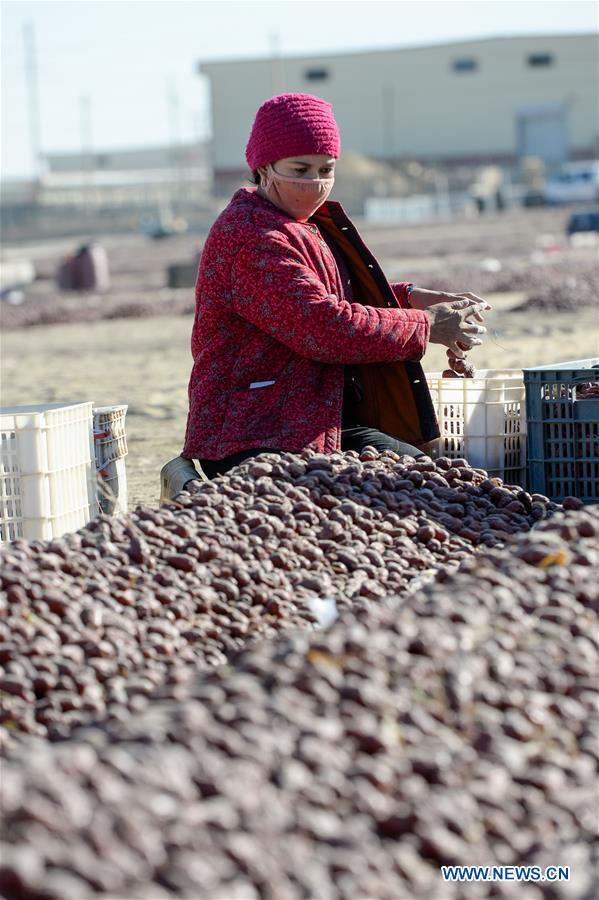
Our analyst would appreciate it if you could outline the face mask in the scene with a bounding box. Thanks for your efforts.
[263,163,335,221]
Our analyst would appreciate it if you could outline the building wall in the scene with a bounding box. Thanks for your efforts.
[199,34,598,180]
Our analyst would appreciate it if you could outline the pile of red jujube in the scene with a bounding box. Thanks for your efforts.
[0,449,559,745]
[424,259,599,310]
[4,220,597,331]
[576,367,599,400]
[1,449,596,899]
[512,267,599,314]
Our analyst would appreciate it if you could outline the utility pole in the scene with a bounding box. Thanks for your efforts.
[193,111,203,142]
[382,84,395,162]
[23,21,43,187]
[270,32,285,95]
[79,94,93,215]
[167,77,184,214]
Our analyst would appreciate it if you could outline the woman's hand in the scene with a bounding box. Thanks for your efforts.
[409,288,492,320]
[425,298,489,358]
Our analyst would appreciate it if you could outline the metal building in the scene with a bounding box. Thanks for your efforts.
[197,33,598,194]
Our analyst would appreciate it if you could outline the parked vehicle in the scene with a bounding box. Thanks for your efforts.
[566,209,599,236]
[545,161,599,205]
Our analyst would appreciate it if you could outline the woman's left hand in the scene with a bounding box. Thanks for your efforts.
[409,288,492,321]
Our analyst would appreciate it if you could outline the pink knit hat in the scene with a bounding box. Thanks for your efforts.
[245,93,341,171]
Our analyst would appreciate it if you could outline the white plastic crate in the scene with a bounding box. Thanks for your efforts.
[0,402,97,542]
[93,405,128,516]
[425,369,527,484]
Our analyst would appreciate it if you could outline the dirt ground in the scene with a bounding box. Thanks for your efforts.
[2,207,598,509]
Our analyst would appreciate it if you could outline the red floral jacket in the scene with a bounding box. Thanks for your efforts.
[182,187,435,460]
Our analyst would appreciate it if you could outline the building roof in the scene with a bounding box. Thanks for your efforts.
[197,32,597,72]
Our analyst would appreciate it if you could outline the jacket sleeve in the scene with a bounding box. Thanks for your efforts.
[229,234,430,365]
[389,281,414,308]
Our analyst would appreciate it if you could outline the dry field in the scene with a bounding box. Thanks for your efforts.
[2,203,597,899]
[2,205,597,509]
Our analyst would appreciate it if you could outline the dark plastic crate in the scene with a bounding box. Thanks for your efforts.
[524,358,599,503]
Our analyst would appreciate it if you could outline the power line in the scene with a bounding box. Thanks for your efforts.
[0,42,266,67]
[0,27,279,63]
[2,57,203,82]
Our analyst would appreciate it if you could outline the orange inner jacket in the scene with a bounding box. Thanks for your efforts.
[313,205,440,448]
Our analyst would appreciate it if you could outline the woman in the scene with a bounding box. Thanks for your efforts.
[161,93,488,497]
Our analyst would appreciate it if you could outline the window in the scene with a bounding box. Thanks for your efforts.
[528,53,553,67]
[304,68,329,81]
[452,58,478,73]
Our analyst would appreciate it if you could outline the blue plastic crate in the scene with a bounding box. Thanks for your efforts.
[524,358,599,503]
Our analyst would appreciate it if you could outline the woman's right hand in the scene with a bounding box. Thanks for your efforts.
[425,298,488,357]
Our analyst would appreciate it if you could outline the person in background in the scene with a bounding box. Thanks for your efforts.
[160,93,489,498]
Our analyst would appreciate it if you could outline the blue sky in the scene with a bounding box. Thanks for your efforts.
[1,0,597,179]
